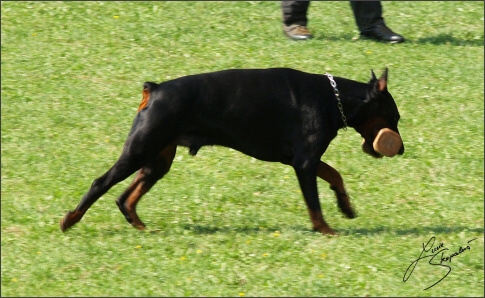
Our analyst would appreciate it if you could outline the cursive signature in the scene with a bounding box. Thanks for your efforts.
[403,236,478,290]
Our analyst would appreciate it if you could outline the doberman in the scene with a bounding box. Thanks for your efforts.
[60,68,404,235]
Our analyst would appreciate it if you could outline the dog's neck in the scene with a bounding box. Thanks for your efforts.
[327,76,370,130]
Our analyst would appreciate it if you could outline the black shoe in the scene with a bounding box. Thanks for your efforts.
[360,24,404,43]
[283,25,313,41]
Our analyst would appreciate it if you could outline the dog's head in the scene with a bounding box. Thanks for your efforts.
[354,68,404,158]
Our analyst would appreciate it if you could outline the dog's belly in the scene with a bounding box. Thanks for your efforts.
[175,130,295,163]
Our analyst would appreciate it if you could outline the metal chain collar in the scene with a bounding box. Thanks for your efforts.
[325,73,347,130]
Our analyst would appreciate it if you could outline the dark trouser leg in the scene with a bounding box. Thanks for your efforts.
[350,1,384,32]
[281,0,310,26]
[350,1,404,43]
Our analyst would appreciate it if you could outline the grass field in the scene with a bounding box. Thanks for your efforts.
[1,1,484,296]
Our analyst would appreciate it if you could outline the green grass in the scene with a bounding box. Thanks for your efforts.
[1,1,483,296]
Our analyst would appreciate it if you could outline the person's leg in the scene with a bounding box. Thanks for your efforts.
[282,0,310,26]
[350,0,383,31]
[281,1,313,40]
[350,1,404,43]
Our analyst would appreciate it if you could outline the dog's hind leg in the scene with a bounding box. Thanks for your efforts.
[317,161,356,219]
[116,145,177,230]
[60,154,148,232]
[293,158,336,235]
[60,125,171,232]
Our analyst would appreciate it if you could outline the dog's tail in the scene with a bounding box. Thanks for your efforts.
[138,82,158,112]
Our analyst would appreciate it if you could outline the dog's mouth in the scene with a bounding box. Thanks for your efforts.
[361,139,383,158]
[361,128,404,158]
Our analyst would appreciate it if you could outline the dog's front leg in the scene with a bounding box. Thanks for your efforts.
[317,161,356,219]
[293,161,336,235]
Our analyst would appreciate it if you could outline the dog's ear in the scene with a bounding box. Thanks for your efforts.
[369,68,388,94]
[370,69,378,83]
[377,68,388,92]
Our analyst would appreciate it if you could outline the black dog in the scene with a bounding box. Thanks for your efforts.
[60,68,404,235]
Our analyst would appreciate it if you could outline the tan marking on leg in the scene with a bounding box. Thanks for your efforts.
[118,145,177,230]
[123,180,149,230]
[317,161,345,193]
[60,210,85,232]
[308,209,336,235]
[317,161,355,218]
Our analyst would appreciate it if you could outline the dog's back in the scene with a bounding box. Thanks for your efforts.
[139,68,343,161]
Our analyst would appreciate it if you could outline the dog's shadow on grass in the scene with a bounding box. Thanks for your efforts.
[312,33,483,47]
[179,224,287,235]
[177,223,483,236]
[340,226,484,237]
[415,33,484,47]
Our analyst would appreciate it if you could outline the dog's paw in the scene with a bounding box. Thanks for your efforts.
[131,222,146,231]
[314,226,337,236]
[331,187,357,219]
[60,210,83,232]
